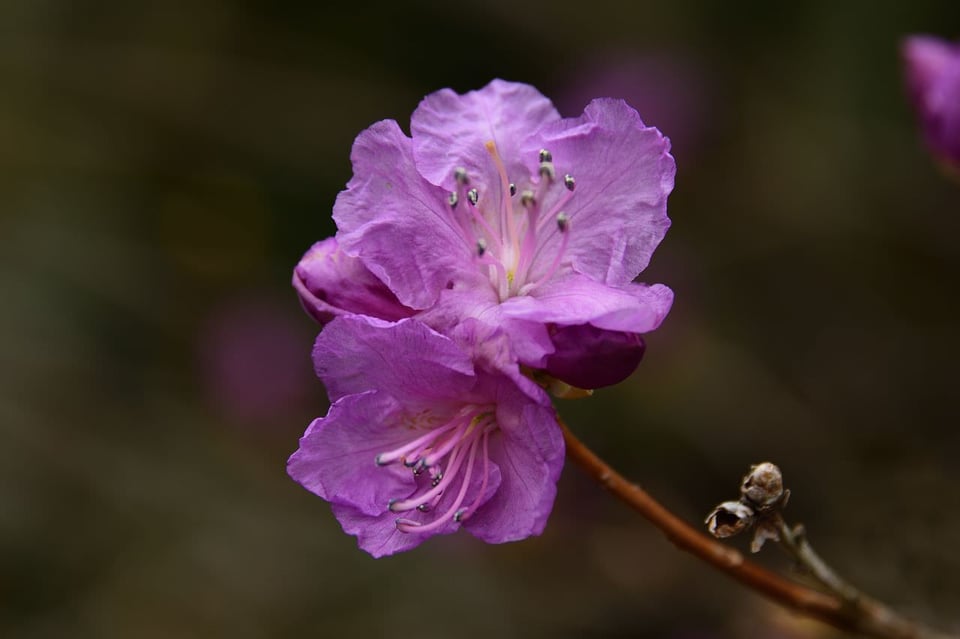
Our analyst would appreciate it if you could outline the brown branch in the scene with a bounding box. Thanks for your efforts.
[560,420,956,639]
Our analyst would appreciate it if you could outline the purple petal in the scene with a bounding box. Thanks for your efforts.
[313,316,476,403]
[545,325,646,389]
[499,274,674,333]
[463,390,564,543]
[527,98,675,285]
[333,120,474,309]
[292,237,414,325]
[411,79,561,190]
[287,391,416,516]
[330,503,427,558]
[415,291,555,369]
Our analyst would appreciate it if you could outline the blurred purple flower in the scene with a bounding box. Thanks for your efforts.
[300,79,674,389]
[199,296,313,425]
[903,35,960,169]
[287,316,564,557]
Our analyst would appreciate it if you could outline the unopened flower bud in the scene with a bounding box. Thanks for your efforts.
[740,462,784,509]
[705,501,755,539]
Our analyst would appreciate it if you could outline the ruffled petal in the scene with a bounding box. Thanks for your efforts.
[464,388,564,543]
[292,237,414,325]
[411,79,561,191]
[526,99,675,285]
[330,502,427,558]
[313,316,476,403]
[499,274,674,333]
[415,291,555,369]
[333,120,474,309]
[287,391,416,516]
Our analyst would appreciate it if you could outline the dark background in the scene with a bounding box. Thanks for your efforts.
[3,2,959,637]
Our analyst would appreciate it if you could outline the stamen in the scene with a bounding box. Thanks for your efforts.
[476,238,487,257]
[538,149,552,163]
[509,183,517,196]
[539,161,555,182]
[520,190,536,208]
[389,426,477,513]
[458,430,491,522]
[448,192,459,209]
[517,212,572,296]
[396,433,481,534]
[564,174,576,191]
[467,188,479,206]
[454,167,469,185]
[373,414,466,466]
[484,140,520,265]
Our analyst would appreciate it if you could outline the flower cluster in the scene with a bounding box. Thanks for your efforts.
[903,35,960,170]
[289,80,676,556]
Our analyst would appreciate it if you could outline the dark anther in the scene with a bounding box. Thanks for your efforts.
[476,239,487,257]
[509,183,517,196]
[564,174,576,191]
[467,188,479,206]
[556,212,570,232]
[448,192,459,209]
[538,149,552,163]
[520,190,536,208]
[454,167,469,185]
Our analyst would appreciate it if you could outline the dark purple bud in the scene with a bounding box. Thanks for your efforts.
[544,324,646,389]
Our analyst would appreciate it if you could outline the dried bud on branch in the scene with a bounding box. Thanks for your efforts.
[741,462,788,510]
[705,501,755,538]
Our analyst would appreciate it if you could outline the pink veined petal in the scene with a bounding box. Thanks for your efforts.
[292,237,415,325]
[411,79,561,191]
[313,316,477,404]
[287,391,416,517]
[463,393,564,544]
[526,98,675,286]
[414,290,556,370]
[498,274,674,334]
[330,502,427,558]
[333,119,474,309]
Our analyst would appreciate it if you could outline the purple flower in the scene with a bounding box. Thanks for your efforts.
[287,315,564,557]
[299,79,675,389]
[903,35,960,169]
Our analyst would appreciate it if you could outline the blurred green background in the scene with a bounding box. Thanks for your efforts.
[2,1,959,637]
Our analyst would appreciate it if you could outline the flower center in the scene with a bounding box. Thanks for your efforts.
[447,144,576,302]
[375,406,497,534]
